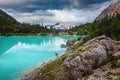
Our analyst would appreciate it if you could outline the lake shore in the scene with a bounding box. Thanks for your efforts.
[20,35,84,80]
[0,35,81,80]
[0,31,80,36]
[21,35,120,80]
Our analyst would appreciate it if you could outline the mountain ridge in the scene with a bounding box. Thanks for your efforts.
[69,0,120,40]
[46,22,75,30]
[0,9,54,36]
[95,0,120,21]
[0,9,18,25]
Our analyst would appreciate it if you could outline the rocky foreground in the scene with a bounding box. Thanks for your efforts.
[21,35,120,80]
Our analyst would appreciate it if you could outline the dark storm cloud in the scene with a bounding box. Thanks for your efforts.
[0,0,112,12]
[0,0,115,25]
[0,0,69,12]
[75,0,110,5]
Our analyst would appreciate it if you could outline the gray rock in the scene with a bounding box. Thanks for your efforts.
[100,39,114,50]
[61,44,67,48]
[66,39,76,47]
[73,39,84,47]
[63,35,115,80]
[64,56,83,79]
[82,45,107,64]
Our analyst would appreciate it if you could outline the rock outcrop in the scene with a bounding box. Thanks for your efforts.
[21,35,120,80]
[63,35,115,80]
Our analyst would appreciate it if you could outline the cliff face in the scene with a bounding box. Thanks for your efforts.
[95,0,120,21]
[21,35,120,80]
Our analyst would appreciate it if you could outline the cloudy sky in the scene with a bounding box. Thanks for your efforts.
[0,0,115,25]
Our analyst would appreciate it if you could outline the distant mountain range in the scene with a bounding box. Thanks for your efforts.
[46,22,75,31]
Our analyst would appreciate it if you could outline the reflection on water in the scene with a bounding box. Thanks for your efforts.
[0,36,80,80]
[3,37,66,55]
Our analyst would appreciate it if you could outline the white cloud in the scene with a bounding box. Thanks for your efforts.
[1,0,113,25]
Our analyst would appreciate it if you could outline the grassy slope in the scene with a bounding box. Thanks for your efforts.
[32,55,67,80]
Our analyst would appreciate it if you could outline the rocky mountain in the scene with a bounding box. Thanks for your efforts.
[72,0,120,40]
[46,22,75,30]
[0,9,18,25]
[96,0,120,21]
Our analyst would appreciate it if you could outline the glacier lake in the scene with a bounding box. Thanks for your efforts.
[0,36,82,80]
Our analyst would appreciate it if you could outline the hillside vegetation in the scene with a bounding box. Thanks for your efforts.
[0,10,54,36]
[0,10,18,25]
[69,14,120,40]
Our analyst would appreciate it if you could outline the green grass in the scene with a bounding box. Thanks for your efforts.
[107,71,120,76]
[98,61,108,68]
[72,45,96,58]
[108,54,120,69]
[35,55,67,80]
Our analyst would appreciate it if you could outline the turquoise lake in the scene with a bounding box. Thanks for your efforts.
[0,36,81,80]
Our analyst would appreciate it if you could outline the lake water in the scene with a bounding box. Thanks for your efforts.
[0,36,81,80]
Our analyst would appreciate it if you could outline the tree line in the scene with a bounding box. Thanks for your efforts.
[68,13,120,40]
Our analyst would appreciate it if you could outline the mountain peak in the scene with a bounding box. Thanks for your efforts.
[46,22,75,30]
[95,0,120,21]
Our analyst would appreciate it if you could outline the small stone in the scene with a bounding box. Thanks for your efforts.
[61,44,67,48]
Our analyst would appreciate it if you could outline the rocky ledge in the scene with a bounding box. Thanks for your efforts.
[21,35,120,80]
